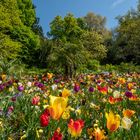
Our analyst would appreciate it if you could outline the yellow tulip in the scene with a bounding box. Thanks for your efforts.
[1,74,6,81]
[62,110,70,119]
[121,117,133,130]
[127,83,133,90]
[105,111,120,132]
[62,88,71,98]
[48,95,68,120]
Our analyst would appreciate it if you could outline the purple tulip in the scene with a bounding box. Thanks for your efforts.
[125,91,133,98]
[74,84,80,92]
[89,87,94,92]
[18,86,24,91]
[54,79,60,83]
[38,83,44,88]
[34,81,39,86]
[0,84,5,91]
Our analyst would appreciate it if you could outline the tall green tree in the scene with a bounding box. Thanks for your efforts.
[44,13,108,76]
[0,0,40,65]
[0,0,22,59]
[81,31,107,60]
[47,14,87,77]
[84,12,106,32]
[113,2,140,64]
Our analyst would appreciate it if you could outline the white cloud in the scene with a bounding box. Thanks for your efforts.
[111,0,126,8]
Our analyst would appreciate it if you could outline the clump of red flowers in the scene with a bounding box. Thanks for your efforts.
[51,128,63,140]
[40,109,50,127]
[32,96,40,105]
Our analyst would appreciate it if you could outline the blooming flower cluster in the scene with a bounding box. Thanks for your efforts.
[0,72,139,139]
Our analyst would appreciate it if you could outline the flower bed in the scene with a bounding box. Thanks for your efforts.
[0,72,139,140]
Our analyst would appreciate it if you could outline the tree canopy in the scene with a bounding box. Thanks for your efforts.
[0,0,40,65]
[0,0,140,76]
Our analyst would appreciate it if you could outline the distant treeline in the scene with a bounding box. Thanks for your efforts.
[0,0,140,76]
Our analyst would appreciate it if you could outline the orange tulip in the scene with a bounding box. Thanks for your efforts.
[93,127,106,140]
[129,95,139,101]
[105,111,120,132]
[68,119,84,137]
[123,109,135,118]
[47,73,53,80]
[48,95,67,120]
[108,96,116,104]
[118,78,125,84]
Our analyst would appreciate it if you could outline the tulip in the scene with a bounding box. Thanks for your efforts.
[113,90,120,98]
[108,96,116,104]
[125,91,133,98]
[52,128,63,140]
[123,109,135,118]
[97,86,108,94]
[62,88,70,98]
[40,109,50,127]
[93,127,106,140]
[121,117,133,130]
[74,83,80,92]
[1,74,6,81]
[68,119,84,137]
[47,73,53,79]
[129,95,139,101]
[62,110,70,119]
[89,87,94,92]
[32,96,40,105]
[48,95,67,120]
[18,86,24,92]
[51,84,57,90]
[105,111,120,132]
[27,82,32,87]
[127,83,133,90]
[118,78,125,84]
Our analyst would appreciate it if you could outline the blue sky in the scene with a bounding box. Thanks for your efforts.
[33,0,138,34]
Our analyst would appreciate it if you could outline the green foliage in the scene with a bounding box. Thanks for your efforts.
[0,57,26,77]
[86,59,100,71]
[47,14,88,77]
[84,12,106,32]
[81,31,107,60]
[11,25,40,64]
[43,13,108,77]
[118,62,140,73]
[0,58,16,75]
[111,2,140,64]
[0,0,40,65]
[17,0,36,27]
[0,33,21,59]
[0,0,22,59]
[49,13,83,42]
